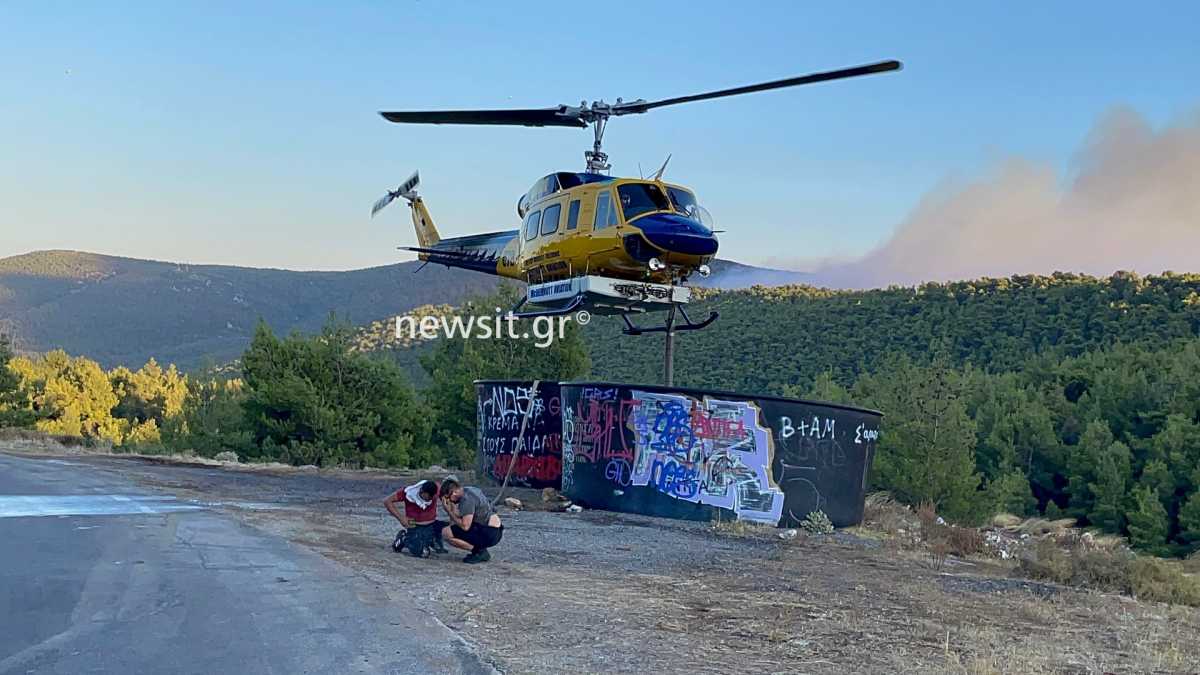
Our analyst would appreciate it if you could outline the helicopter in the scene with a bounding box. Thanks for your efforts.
[371,60,901,364]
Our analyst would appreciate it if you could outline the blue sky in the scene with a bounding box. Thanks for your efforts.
[2,1,1197,270]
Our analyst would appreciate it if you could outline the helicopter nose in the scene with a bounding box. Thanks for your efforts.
[633,213,719,256]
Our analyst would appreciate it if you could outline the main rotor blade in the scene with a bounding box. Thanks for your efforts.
[613,60,902,115]
[379,107,587,128]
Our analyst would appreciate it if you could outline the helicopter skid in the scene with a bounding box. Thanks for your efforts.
[526,275,689,316]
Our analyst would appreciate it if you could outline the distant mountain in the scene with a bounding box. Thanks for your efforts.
[699,259,809,289]
[0,250,803,370]
[0,251,499,370]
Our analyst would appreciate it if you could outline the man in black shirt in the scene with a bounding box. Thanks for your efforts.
[439,477,504,564]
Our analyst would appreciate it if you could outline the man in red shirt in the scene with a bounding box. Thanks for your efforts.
[383,479,447,557]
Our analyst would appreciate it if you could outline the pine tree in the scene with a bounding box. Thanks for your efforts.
[855,355,983,524]
[1151,414,1200,492]
[7,350,124,442]
[1088,440,1131,533]
[1067,420,1115,519]
[806,370,850,404]
[1138,459,1175,509]
[1126,484,1170,555]
[162,378,252,457]
[970,373,1061,485]
[0,334,33,427]
[1179,491,1200,554]
[986,469,1037,517]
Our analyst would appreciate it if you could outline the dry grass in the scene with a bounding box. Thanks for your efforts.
[1014,517,1078,537]
[1017,537,1200,606]
[0,426,103,448]
[710,515,777,538]
[989,512,1023,529]
[862,491,915,535]
[0,431,409,475]
[916,501,985,561]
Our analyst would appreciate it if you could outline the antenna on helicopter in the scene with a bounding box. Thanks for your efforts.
[652,154,672,181]
[380,60,902,174]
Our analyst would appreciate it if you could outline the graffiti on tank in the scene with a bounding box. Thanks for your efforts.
[479,385,547,430]
[778,414,846,469]
[780,415,837,441]
[604,457,633,487]
[568,390,637,464]
[778,464,826,523]
[477,384,561,488]
[649,400,698,457]
[561,403,576,492]
[616,391,785,524]
[581,386,617,402]
[855,423,880,444]
[489,452,562,483]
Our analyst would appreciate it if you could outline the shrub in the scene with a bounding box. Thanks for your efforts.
[801,510,834,535]
[1128,557,1200,606]
[241,320,431,468]
[1016,538,1200,607]
[916,500,984,558]
[862,492,913,535]
[942,525,985,557]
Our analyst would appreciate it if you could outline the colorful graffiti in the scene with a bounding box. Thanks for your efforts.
[561,387,785,523]
[476,382,562,489]
[623,391,785,524]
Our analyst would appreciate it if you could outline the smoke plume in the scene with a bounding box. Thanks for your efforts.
[809,108,1200,288]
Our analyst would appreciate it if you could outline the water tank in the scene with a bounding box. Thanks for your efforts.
[474,380,563,489]
[559,381,881,527]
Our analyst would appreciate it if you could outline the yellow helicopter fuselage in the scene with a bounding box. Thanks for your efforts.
[404,172,718,286]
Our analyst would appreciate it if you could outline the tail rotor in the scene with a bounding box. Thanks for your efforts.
[371,171,421,217]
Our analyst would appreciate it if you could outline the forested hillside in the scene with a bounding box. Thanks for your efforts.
[0,250,500,370]
[583,272,1200,393]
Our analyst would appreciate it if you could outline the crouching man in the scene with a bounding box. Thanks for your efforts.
[439,477,504,564]
[384,479,448,557]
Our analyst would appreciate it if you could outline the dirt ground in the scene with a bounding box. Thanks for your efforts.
[8,447,1199,675]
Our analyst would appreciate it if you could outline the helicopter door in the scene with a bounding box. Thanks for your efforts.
[533,202,562,263]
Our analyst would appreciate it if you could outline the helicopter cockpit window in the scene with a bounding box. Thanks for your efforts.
[667,186,713,229]
[524,209,542,242]
[668,187,697,214]
[617,183,671,221]
[541,203,561,236]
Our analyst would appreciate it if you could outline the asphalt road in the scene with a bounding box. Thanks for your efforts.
[0,453,494,675]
